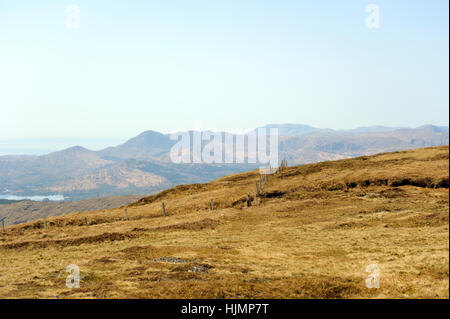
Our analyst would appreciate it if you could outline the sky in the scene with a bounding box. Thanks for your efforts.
[0,0,448,144]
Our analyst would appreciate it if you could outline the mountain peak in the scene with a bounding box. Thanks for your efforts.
[136,130,166,138]
[65,145,90,152]
[98,130,173,160]
[51,145,94,156]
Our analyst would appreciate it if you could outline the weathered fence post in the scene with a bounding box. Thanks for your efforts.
[279,159,288,173]
[44,217,47,229]
[162,202,166,217]
[255,181,259,197]
[1,218,5,232]
[85,217,88,226]
[124,208,129,221]
[247,194,252,207]
[210,199,214,211]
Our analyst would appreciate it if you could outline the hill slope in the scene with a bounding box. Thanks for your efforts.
[98,131,173,160]
[0,195,143,227]
[1,125,447,200]
[0,146,448,298]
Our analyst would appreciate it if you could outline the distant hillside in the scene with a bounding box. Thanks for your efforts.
[0,124,447,200]
[277,125,449,164]
[99,131,173,160]
[343,126,408,133]
[0,146,113,190]
[97,124,449,163]
[259,123,332,136]
[0,195,142,226]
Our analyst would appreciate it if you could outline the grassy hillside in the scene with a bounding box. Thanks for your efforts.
[0,146,448,298]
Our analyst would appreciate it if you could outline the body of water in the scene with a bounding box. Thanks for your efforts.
[0,194,65,201]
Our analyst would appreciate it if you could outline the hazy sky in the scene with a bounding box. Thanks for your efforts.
[1,0,448,139]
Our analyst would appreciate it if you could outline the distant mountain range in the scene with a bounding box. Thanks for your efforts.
[0,124,448,200]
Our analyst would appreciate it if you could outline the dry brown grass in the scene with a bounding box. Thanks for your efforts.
[0,146,448,299]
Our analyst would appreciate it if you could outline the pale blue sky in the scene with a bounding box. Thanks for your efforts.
[0,0,448,139]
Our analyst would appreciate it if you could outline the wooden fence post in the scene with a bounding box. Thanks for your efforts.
[44,217,47,229]
[162,202,166,217]
[247,194,252,207]
[255,181,259,197]
[1,218,5,232]
[210,199,214,211]
[85,217,88,226]
[124,209,129,221]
